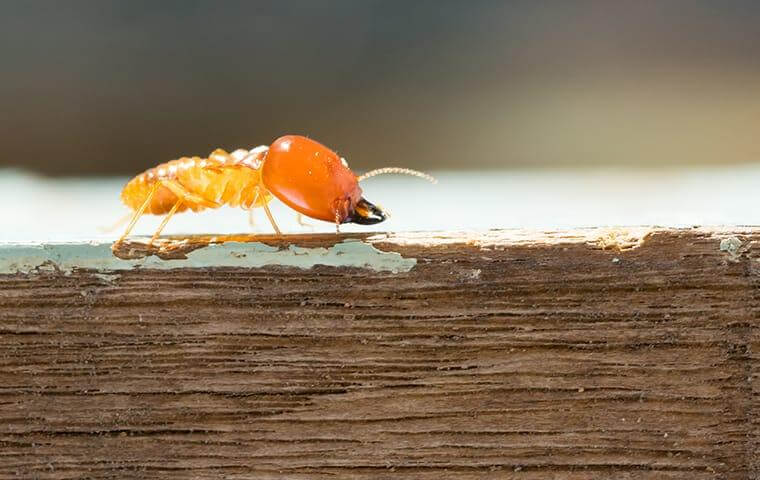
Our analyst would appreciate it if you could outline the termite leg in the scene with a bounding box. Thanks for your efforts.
[295,213,313,230]
[163,180,219,209]
[263,203,282,236]
[149,179,218,245]
[334,211,341,234]
[247,187,260,229]
[148,200,183,246]
[98,211,133,234]
[116,182,160,245]
[259,187,282,236]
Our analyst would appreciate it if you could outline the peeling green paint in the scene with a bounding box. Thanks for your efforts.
[0,239,416,275]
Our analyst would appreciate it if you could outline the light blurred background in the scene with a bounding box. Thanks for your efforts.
[3,0,760,240]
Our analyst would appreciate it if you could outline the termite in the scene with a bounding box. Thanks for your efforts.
[115,135,436,247]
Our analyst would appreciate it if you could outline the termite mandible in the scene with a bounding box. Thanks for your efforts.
[115,135,436,247]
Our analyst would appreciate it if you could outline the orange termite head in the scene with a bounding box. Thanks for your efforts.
[261,135,387,225]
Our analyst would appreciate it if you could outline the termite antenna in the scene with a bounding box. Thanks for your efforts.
[357,167,437,184]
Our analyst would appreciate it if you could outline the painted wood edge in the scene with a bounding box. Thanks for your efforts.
[0,226,754,275]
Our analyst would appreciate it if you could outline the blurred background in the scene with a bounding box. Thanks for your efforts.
[4,0,760,175]
[3,0,760,239]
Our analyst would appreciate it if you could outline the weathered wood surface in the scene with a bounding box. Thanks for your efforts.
[0,228,758,479]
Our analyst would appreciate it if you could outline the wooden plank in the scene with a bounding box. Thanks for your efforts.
[0,228,758,479]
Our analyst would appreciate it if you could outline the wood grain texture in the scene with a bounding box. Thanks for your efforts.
[0,228,758,479]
